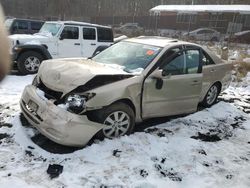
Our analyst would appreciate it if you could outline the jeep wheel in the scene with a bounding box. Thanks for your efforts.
[17,51,44,75]
[92,102,135,139]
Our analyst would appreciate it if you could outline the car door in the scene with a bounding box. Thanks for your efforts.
[199,48,219,100]
[82,27,97,57]
[142,47,203,118]
[58,25,82,58]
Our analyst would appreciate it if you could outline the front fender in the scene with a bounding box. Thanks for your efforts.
[12,44,52,61]
[85,76,143,122]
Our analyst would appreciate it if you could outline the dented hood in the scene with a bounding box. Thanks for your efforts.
[38,58,131,94]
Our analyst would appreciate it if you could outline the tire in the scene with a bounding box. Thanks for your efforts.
[17,51,44,75]
[90,102,135,139]
[202,83,220,107]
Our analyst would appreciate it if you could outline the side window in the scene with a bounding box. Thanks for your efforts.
[97,28,113,42]
[162,51,185,76]
[83,28,96,40]
[160,48,200,75]
[31,22,43,31]
[197,30,204,34]
[185,50,199,74]
[14,21,28,30]
[201,50,215,66]
[61,26,79,39]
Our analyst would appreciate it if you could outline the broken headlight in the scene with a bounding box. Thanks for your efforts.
[64,93,95,114]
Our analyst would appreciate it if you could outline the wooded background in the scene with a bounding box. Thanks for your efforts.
[0,0,249,22]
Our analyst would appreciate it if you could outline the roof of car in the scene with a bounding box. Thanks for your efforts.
[45,21,111,29]
[235,30,250,36]
[6,18,44,22]
[125,36,201,48]
[192,28,217,32]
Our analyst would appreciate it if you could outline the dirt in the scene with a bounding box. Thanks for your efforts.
[198,149,207,155]
[145,127,174,137]
[191,132,222,142]
[154,164,182,182]
[0,123,12,128]
[0,133,10,140]
[226,174,233,179]
[140,169,148,178]
[113,149,122,157]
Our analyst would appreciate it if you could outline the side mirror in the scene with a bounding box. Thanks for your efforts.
[150,69,171,79]
[150,69,163,79]
[59,35,64,40]
[162,69,172,78]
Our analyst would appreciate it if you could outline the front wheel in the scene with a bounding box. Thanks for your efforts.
[92,102,135,139]
[17,51,44,75]
[202,84,220,107]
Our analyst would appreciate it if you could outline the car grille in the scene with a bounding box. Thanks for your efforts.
[37,80,63,100]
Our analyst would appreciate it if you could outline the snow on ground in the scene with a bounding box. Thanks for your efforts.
[0,74,250,188]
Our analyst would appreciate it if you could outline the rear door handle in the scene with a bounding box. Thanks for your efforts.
[74,43,80,46]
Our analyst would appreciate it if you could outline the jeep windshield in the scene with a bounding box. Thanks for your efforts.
[92,41,162,74]
[4,19,13,30]
[37,23,62,36]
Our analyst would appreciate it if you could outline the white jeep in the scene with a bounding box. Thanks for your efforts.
[9,21,114,74]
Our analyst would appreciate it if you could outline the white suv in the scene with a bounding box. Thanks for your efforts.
[9,21,114,74]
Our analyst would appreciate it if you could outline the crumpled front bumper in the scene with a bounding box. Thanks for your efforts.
[20,85,104,147]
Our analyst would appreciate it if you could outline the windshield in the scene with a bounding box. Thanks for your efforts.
[4,19,13,30]
[38,23,62,36]
[92,41,162,73]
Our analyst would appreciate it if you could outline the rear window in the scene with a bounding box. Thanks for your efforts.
[201,50,215,66]
[97,28,113,42]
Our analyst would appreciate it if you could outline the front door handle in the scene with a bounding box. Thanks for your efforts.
[74,43,80,46]
[91,43,96,46]
[191,80,200,86]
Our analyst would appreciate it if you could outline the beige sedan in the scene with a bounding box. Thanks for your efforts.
[20,37,232,146]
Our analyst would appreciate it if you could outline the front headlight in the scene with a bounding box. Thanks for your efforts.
[64,93,95,114]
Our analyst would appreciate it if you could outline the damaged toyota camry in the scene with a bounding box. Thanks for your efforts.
[20,37,232,146]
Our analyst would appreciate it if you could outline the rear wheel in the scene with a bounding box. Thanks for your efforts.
[91,102,135,139]
[17,51,44,75]
[202,84,220,107]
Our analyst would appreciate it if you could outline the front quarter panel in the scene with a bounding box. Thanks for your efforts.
[85,75,143,121]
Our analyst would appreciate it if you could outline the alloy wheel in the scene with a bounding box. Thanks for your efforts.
[103,111,130,138]
[24,56,41,72]
[206,85,218,105]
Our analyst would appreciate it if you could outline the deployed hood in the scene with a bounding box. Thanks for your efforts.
[38,58,133,94]
[9,33,50,46]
